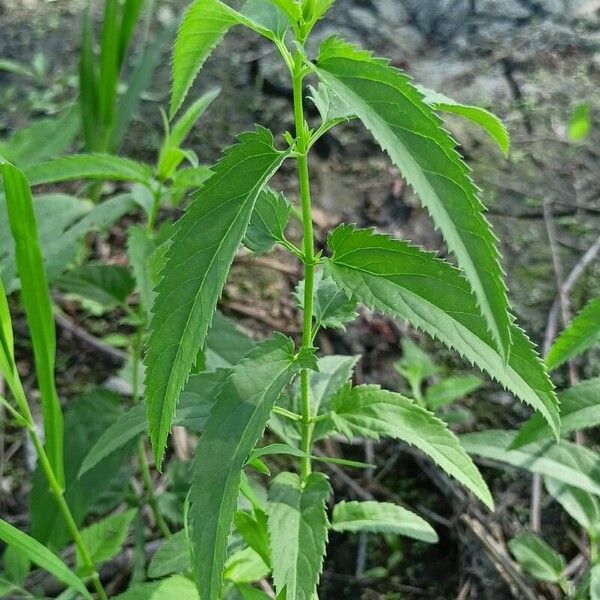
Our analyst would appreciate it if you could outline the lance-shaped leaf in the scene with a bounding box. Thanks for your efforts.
[171,0,289,117]
[189,335,301,600]
[268,471,331,600]
[145,127,289,466]
[511,379,600,449]
[315,38,511,361]
[461,430,600,496]
[417,86,510,156]
[24,153,153,186]
[0,519,92,599]
[331,501,438,543]
[243,189,291,255]
[331,384,492,508]
[327,225,559,437]
[544,477,600,536]
[508,533,565,584]
[0,276,14,380]
[546,296,600,372]
[1,162,64,485]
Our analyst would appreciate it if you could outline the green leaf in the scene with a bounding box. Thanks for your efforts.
[113,581,162,600]
[592,565,600,600]
[79,6,100,151]
[24,154,153,186]
[145,127,289,467]
[234,510,271,568]
[170,0,288,117]
[331,384,493,508]
[268,472,331,600]
[0,276,15,379]
[148,530,190,578]
[154,575,199,599]
[189,335,300,600]
[425,375,483,411]
[127,225,162,316]
[170,88,220,149]
[98,0,120,131]
[512,378,600,449]
[0,106,80,168]
[546,296,600,371]
[0,518,92,599]
[3,544,31,585]
[544,477,600,536]
[461,429,600,496]
[1,162,64,485]
[202,312,255,371]
[508,532,565,584]
[118,0,145,66]
[327,225,559,437]
[244,189,291,255]
[394,337,438,398]
[417,86,510,156]
[294,270,358,332]
[224,546,269,584]
[77,509,138,570]
[568,104,591,142]
[316,38,511,361]
[331,501,438,543]
[57,264,135,309]
[308,83,353,125]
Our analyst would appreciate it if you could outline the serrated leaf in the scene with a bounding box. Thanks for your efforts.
[308,83,353,124]
[1,162,64,485]
[331,501,438,543]
[512,379,600,449]
[331,384,493,508]
[24,153,153,186]
[148,530,190,578]
[145,128,289,467]
[417,86,510,156]
[189,335,300,600]
[77,509,138,570]
[171,0,289,117]
[268,472,331,600]
[0,519,92,599]
[546,296,600,371]
[425,375,483,411]
[508,533,565,584]
[244,189,291,255]
[234,510,271,568]
[327,225,559,437]
[544,477,600,536]
[316,38,511,360]
[57,264,135,309]
[294,270,358,332]
[461,429,600,496]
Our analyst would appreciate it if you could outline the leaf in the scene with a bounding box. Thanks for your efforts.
[546,296,600,371]
[568,104,591,142]
[154,575,199,599]
[268,472,331,600]
[331,384,493,508]
[145,127,289,466]
[394,337,438,398]
[244,189,291,255]
[294,270,358,332]
[0,105,80,168]
[202,312,255,372]
[24,153,153,186]
[57,264,135,309]
[77,509,138,571]
[308,83,353,124]
[1,162,64,485]
[98,0,120,131]
[127,225,162,316]
[331,501,438,543]
[3,544,31,585]
[234,510,271,568]
[0,276,15,379]
[512,379,600,448]
[425,375,483,411]
[148,530,190,578]
[327,225,559,437]
[316,38,511,361]
[544,477,600,536]
[0,518,92,599]
[508,533,565,584]
[417,86,510,156]
[592,565,600,600]
[79,6,100,151]
[171,0,288,117]
[113,581,162,600]
[461,429,600,496]
[189,335,301,600]
[224,546,269,584]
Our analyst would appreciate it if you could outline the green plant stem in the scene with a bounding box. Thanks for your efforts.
[6,375,107,599]
[292,53,316,482]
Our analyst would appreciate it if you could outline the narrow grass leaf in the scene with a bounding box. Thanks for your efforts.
[268,472,331,600]
[189,335,301,599]
[316,38,511,360]
[0,519,91,599]
[331,501,438,543]
[145,127,288,467]
[327,225,559,437]
[1,162,64,485]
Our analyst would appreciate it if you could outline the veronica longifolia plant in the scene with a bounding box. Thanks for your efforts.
[143,0,560,597]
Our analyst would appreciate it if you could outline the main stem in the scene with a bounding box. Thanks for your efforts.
[292,54,316,482]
